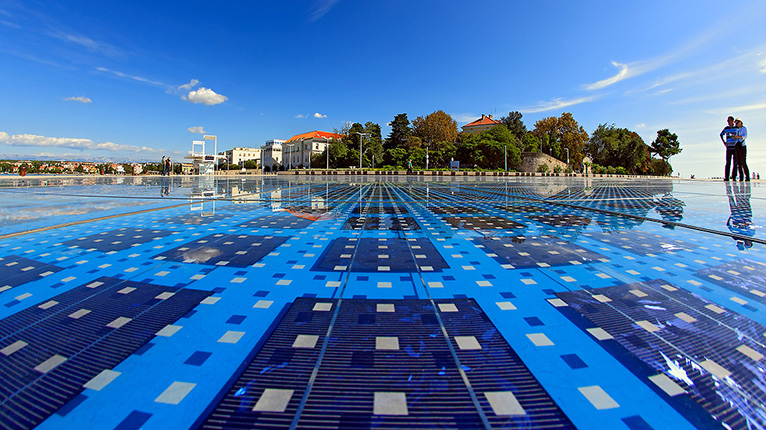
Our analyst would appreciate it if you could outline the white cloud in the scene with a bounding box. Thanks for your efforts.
[96,67,164,86]
[521,96,597,114]
[183,87,228,105]
[295,114,306,118]
[179,79,200,91]
[452,113,479,124]
[188,126,206,134]
[64,96,91,103]
[313,112,327,118]
[758,54,766,73]
[585,62,631,90]
[0,131,162,153]
[308,0,339,23]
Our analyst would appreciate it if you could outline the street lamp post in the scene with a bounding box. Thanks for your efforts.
[504,145,507,171]
[565,148,570,169]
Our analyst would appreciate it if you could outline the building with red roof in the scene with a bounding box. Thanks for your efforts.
[462,114,501,135]
[283,130,343,168]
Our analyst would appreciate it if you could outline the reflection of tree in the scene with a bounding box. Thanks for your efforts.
[726,182,755,250]
[654,193,685,224]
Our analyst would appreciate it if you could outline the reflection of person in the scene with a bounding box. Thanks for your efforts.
[720,116,739,180]
[734,118,749,181]
[726,181,754,250]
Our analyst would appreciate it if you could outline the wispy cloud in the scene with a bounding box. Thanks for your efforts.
[641,72,692,92]
[183,87,228,105]
[178,79,199,91]
[51,31,122,57]
[64,96,92,103]
[452,113,479,124]
[521,96,597,114]
[313,112,327,118]
[187,126,206,134]
[308,0,339,23]
[0,131,162,153]
[295,114,306,118]
[585,62,631,90]
[96,67,164,86]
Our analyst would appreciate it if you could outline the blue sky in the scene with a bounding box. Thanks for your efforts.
[0,0,764,178]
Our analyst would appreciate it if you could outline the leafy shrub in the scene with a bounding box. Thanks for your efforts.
[537,163,549,173]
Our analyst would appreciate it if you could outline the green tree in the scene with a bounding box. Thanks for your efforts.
[385,147,407,168]
[458,125,520,170]
[328,139,348,168]
[364,122,383,168]
[650,158,673,176]
[412,110,458,149]
[431,140,457,168]
[500,111,527,141]
[650,129,682,161]
[587,124,651,174]
[522,133,540,152]
[386,113,411,150]
[532,112,588,166]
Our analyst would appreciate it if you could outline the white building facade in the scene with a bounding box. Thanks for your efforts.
[261,139,285,171]
[220,147,262,167]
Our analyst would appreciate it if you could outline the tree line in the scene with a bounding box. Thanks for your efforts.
[304,110,681,175]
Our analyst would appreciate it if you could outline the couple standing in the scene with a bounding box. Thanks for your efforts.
[720,116,749,181]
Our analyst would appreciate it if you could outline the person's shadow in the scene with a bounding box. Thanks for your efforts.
[726,181,755,250]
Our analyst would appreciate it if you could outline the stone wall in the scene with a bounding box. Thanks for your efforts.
[518,152,567,173]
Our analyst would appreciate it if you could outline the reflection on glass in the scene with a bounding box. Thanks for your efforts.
[726,182,754,250]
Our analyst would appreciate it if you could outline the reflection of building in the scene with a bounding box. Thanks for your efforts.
[284,131,343,169]
[462,114,501,134]
[261,139,285,171]
[220,147,261,167]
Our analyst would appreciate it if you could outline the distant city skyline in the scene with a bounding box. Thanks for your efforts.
[1,1,764,178]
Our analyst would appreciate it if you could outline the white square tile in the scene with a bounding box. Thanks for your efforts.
[83,369,121,391]
[648,374,685,397]
[438,303,458,312]
[526,333,554,346]
[313,303,332,311]
[155,382,196,405]
[253,388,294,412]
[496,301,516,310]
[376,336,399,350]
[374,392,408,416]
[253,300,273,309]
[292,334,319,348]
[578,385,619,410]
[377,304,395,312]
[218,331,246,344]
[156,325,182,337]
[484,391,526,416]
[1,340,28,356]
[455,336,481,350]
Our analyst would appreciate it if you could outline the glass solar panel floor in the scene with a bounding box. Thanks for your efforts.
[0,175,764,430]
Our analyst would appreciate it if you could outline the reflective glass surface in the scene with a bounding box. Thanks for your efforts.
[0,175,764,430]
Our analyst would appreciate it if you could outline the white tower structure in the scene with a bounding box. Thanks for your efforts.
[185,135,223,175]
